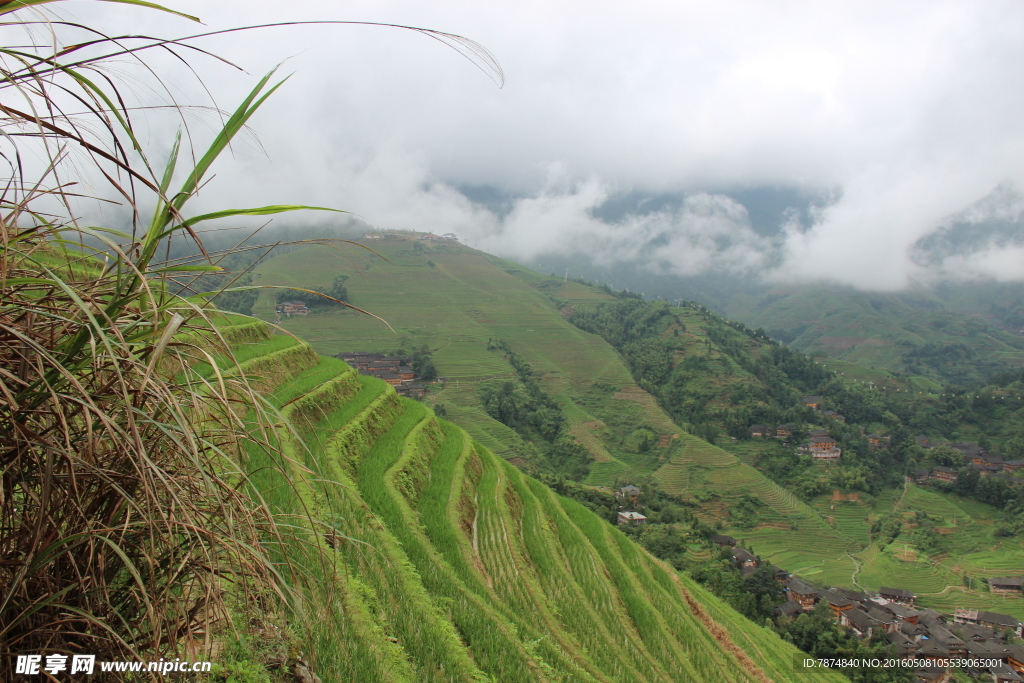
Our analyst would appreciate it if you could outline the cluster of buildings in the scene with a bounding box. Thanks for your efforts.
[334,352,428,398]
[913,439,1024,485]
[780,575,1024,682]
[709,535,1024,680]
[749,424,848,462]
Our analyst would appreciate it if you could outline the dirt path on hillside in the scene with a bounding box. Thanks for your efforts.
[848,554,865,591]
[894,476,910,512]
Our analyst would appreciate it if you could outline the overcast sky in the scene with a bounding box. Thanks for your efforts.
[57,0,1024,289]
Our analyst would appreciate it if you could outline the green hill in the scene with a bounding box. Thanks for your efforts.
[213,317,843,682]
[721,286,1024,387]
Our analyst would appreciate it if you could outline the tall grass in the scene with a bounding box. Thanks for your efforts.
[0,0,384,667]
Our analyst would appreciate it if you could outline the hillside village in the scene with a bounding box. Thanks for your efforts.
[334,351,431,398]
[750,395,1024,482]
[705,531,1024,683]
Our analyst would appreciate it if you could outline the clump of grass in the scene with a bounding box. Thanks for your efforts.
[0,0,312,665]
[0,0,503,672]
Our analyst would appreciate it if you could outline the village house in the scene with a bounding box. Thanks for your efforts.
[914,666,953,683]
[954,608,1022,635]
[810,435,837,450]
[279,301,309,316]
[376,372,403,386]
[1005,460,1024,472]
[710,534,736,547]
[1007,644,1024,675]
[732,547,757,569]
[775,424,792,439]
[951,623,995,642]
[785,577,818,609]
[749,424,770,437]
[616,511,647,527]
[885,631,917,656]
[802,395,823,409]
[990,577,1024,594]
[867,433,886,448]
[883,602,920,627]
[992,665,1022,683]
[618,485,641,501]
[818,589,855,619]
[880,586,916,606]
[931,466,959,483]
[840,607,879,638]
[812,447,842,462]
[775,601,804,618]
[865,605,897,634]
[336,352,421,386]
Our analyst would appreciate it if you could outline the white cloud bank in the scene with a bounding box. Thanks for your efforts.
[49,0,1024,289]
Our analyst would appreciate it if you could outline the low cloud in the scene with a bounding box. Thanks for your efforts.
[52,1,1024,291]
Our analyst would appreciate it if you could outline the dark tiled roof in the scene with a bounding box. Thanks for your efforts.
[978,611,1019,628]
[776,600,803,617]
[990,577,1024,588]
[818,589,853,608]
[843,608,878,631]
[884,603,919,619]
[880,586,915,599]
[732,547,756,564]
[786,577,816,596]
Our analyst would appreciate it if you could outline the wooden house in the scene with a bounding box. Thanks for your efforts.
[990,577,1023,594]
[880,586,916,606]
[818,589,854,619]
[1007,644,1024,675]
[810,435,837,450]
[732,547,757,568]
[802,396,823,409]
[785,578,817,609]
[840,607,879,638]
[884,602,920,625]
[618,485,641,501]
[710,534,736,547]
[749,424,769,437]
[931,466,958,483]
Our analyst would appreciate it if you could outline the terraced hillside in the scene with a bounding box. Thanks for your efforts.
[248,238,862,569]
[213,318,845,682]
